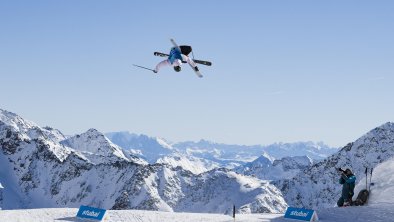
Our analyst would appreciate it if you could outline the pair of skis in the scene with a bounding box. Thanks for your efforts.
[134,39,211,78]
[153,52,212,66]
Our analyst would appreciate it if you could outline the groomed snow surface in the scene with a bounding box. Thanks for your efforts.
[1,205,394,222]
[0,208,282,222]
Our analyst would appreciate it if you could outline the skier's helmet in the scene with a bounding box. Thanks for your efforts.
[174,66,181,72]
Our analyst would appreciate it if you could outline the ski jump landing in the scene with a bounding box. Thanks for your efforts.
[134,39,212,78]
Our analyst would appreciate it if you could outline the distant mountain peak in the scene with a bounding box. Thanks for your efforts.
[250,155,273,167]
[0,109,37,134]
[86,128,100,133]
[62,128,129,164]
[272,156,313,169]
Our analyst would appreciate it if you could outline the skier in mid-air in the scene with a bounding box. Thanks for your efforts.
[154,46,199,74]
[337,168,356,207]
[133,39,210,78]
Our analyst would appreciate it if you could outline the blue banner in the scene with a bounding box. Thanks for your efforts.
[284,207,318,221]
[76,205,107,221]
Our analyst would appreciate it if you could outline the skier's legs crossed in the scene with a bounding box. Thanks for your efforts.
[154,60,171,73]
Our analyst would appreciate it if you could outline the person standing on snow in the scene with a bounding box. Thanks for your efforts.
[154,47,199,73]
[337,168,356,207]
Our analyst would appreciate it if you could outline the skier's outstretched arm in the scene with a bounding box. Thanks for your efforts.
[154,60,170,73]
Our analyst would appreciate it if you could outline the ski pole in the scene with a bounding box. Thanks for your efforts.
[133,64,155,72]
[369,168,373,192]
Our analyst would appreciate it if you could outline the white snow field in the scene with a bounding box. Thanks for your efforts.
[0,208,282,222]
[1,205,394,222]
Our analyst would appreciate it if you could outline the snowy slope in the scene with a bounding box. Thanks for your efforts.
[2,203,394,222]
[277,122,394,209]
[0,208,285,222]
[173,169,287,214]
[0,109,286,214]
[237,155,313,181]
[110,165,287,213]
[354,156,394,205]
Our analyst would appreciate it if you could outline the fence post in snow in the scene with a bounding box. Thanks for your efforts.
[0,183,3,210]
[233,204,235,220]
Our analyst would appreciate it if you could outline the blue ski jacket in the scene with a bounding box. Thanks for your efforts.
[168,47,183,64]
[339,174,356,184]
[340,173,356,197]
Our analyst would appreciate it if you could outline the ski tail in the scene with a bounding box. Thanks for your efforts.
[193,59,212,66]
[189,63,203,78]
[154,52,169,57]
[170,38,181,51]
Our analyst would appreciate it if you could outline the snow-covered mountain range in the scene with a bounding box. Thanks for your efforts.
[174,140,335,161]
[0,108,287,213]
[276,122,394,209]
[106,131,337,172]
[2,107,394,215]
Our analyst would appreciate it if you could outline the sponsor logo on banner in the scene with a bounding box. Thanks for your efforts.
[284,207,319,221]
[76,205,107,221]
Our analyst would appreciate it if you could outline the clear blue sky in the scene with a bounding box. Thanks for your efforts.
[1,1,393,147]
